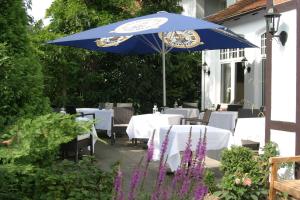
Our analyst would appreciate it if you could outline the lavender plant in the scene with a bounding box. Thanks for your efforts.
[113,126,208,200]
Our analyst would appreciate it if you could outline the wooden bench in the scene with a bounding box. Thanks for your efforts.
[269,156,300,200]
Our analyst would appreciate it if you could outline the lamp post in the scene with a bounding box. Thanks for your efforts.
[202,62,210,110]
[265,7,288,46]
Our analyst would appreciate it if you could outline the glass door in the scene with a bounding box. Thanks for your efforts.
[221,63,231,103]
[235,62,244,103]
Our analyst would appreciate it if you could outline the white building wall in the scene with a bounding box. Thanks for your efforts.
[270,9,297,158]
[181,0,225,19]
[203,10,266,109]
[271,9,297,123]
[181,0,196,17]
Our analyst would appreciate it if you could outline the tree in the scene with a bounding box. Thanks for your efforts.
[0,0,49,131]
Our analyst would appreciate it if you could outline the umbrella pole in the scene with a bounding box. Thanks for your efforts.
[162,32,166,107]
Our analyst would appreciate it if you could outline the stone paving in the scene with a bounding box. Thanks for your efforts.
[94,134,223,193]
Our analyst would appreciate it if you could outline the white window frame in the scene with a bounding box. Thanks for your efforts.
[220,48,245,61]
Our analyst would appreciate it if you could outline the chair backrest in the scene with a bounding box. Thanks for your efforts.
[202,110,212,125]
[104,102,114,109]
[113,107,134,124]
[182,102,198,108]
[65,105,77,115]
[215,104,221,111]
[227,104,243,111]
[238,109,260,118]
[116,103,133,108]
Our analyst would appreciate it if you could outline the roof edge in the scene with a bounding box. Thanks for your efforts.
[206,6,266,24]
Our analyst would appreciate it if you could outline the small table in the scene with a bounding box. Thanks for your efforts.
[152,125,232,171]
[200,111,238,132]
[77,108,114,137]
[126,113,183,140]
[163,108,199,118]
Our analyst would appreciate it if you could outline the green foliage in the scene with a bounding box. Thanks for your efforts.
[0,158,113,200]
[138,0,183,15]
[0,0,50,131]
[215,144,279,200]
[203,169,218,194]
[0,0,29,54]
[220,146,258,174]
[0,113,92,166]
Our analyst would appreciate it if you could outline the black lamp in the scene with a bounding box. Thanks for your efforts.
[202,62,210,76]
[265,7,288,46]
[241,57,251,73]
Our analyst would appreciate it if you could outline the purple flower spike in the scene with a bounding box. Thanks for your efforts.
[147,130,155,162]
[180,126,193,168]
[159,126,172,165]
[153,125,172,200]
[194,183,208,200]
[113,167,124,200]
[128,169,141,200]
[179,178,191,199]
[162,186,170,200]
[140,130,156,190]
[192,128,207,180]
[128,157,143,200]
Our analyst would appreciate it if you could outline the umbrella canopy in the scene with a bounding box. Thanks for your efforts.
[48,11,256,106]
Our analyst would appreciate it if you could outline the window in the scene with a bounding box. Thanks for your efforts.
[261,33,266,56]
[220,49,228,60]
[239,48,245,57]
[220,48,244,60]
[232,48,238,58]
[221,63,231,103]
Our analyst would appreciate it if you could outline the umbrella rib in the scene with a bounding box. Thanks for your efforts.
[152,33,162,52]
[139,35,161,53]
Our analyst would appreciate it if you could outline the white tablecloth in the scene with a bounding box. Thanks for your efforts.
[76,117,98,151]
[163,108,199,118]
[77,108,113,137]
[199,111,238,132]
[151,125,232,171]
[126,113,183,139]
[233,117,265,148]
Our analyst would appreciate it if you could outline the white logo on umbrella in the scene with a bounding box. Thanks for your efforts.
[95,35,132,47]
[111,17,168,33]
[159,30,204,48]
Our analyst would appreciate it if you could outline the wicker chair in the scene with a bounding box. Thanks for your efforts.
[60,134,93,162]
[269,156,300,200]
[111,107,134,145]
[180,110,212,125]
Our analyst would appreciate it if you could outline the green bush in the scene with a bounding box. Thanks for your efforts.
[0,114,114,199]
[0,113,92,166]
[215,144,278,200]
[0,158,113,200]
[220,146,258,174]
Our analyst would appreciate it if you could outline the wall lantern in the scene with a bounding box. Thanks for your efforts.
[265,7,288,46]
[241,57,251,73]
[202,62,210,76]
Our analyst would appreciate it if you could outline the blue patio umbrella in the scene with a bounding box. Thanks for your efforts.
[48,11,256,106]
